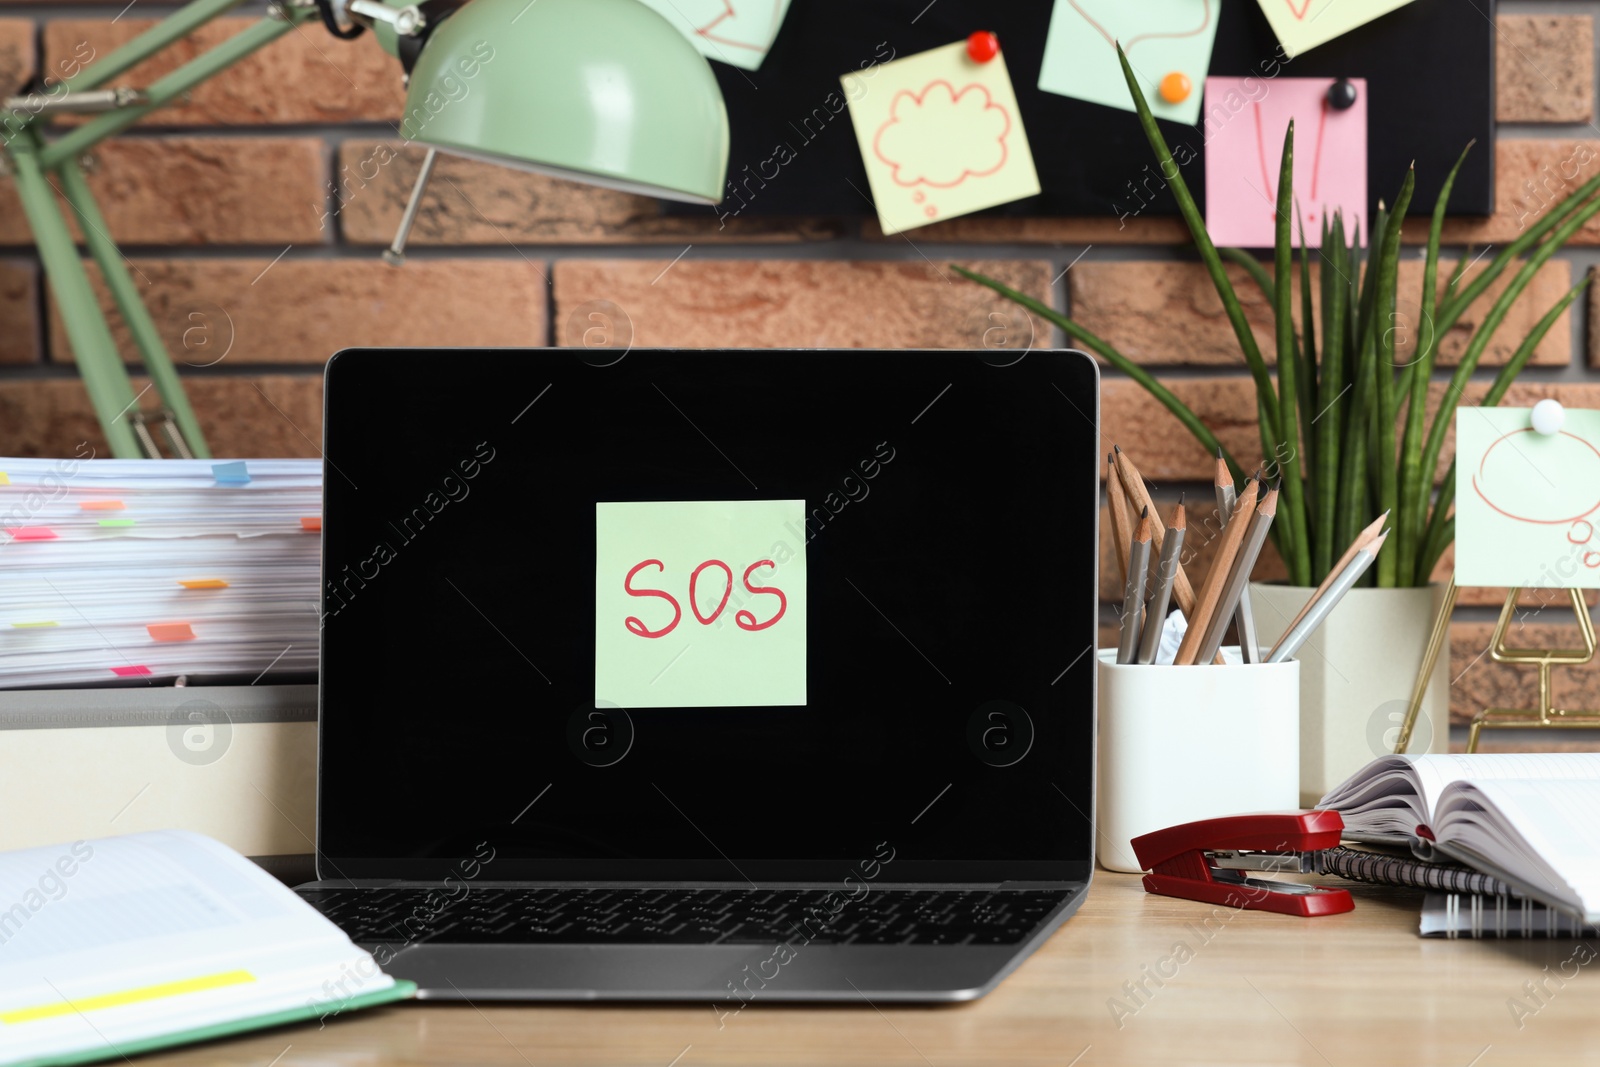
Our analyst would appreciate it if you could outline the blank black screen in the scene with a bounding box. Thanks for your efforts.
[318,349,1099,883]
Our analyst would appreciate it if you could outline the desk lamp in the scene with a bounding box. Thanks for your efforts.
[1,0,729,458]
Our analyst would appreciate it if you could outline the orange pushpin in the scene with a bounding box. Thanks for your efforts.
[1159,71,1192,104]
[966,31,999,63]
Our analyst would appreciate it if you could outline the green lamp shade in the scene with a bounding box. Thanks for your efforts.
[401,0,730,204]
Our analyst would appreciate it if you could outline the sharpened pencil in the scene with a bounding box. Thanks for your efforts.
[1269,531,1390,663]
[1136,496,1186,665]
[1196,482,1278,665]
[1269,511,1390,649]
[1118,507,1153,664]
[1107,452,1133,587]
[1175,477,1259,665]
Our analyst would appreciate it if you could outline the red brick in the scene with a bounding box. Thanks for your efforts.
[47,257,548,366]
[0,138,326,247]
[0,18,33,94]
[335,142,844,246]
[42,18,403,126]
[1067,258,1571,369]
[1497,16,1594,124]
[0,374,324,458]
[552,259,1052,350]
[0,259,37,365]
[1407,141,1600,247]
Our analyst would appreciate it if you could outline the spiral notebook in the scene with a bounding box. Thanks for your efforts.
[1320,754,1600,924]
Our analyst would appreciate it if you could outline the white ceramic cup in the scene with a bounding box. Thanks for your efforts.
[1096,649,1300,873]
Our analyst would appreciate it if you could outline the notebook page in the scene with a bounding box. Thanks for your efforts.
[1321,753,1600,831]
[0,831,368,1009]
[1433,779,1600,923]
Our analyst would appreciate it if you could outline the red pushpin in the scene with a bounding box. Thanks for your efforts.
[966,31,999,63]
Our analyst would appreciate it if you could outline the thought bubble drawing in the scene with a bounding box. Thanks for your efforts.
[1471,428,1600,525]
[872,80,1012,189]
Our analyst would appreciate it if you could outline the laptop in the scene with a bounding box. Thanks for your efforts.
[301,348,1100,1002]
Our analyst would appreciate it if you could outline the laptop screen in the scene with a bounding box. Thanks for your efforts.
[319,349,1098,882]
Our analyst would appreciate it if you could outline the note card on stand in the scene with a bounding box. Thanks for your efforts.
[1455,406,1600,589]
[843,37,1040,236]
[1037,0,1221,126]
[633,0,792,71]
[1256,0,1418,59]
[1202,76,1368,249]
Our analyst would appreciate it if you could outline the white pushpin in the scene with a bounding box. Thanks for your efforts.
[1531,398,1565,436]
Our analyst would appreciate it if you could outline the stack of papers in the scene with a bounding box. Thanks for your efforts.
[0,458,321,688]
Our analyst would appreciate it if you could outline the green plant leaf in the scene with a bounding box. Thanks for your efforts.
[1373,165,1414,587]
[950,265,1247,479]
[1114,44,1281,446]
[1273,123,1311,585]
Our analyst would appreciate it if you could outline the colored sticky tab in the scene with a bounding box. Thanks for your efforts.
[180,579,230,590]
[631,0,793,72]
[81,500,124,511]
[212,461,251,485]
[1257,0,1417,59]
[12,621,57,628]
[1455,407,1600,589]
[0,472,9,485]
[98,518,136,528]
[1038,0,1220,126]
[1202,77,1368,249]
[843,40,1041,236]
[7,527,56,541]
[111,665,153,677]
[300,516,322,531]
[147,623,196,642]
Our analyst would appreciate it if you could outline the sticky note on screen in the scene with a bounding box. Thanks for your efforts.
[1455,408,1600,590]
[632,0,792,71]
[1257,0,1418,59]
[1038,0,1220,126]
[844,40,1040,236]
[1202,77,1367,249]
[595,500,806,709]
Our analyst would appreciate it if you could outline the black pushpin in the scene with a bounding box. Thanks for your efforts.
[1327,78,1358,110]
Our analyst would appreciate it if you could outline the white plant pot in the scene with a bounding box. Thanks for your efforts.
[1249,582,1452,805]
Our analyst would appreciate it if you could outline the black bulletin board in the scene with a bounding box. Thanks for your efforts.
[663,0,1495,225]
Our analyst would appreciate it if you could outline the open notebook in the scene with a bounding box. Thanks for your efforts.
[0,831,412,1067]
[1320,754,1600,924]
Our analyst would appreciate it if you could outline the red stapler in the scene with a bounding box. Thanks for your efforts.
[1130,811,1355,917]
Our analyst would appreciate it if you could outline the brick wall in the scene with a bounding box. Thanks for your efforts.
[1,1,1598,739]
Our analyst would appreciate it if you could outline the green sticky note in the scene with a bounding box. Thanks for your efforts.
[1256,0,1417,59]
[1038,0,1221,125]
[631,0,793,72]
[1455,407,1600,590]
[595,500,807,709]
[98,518,136,527]
[843,40,1040,236]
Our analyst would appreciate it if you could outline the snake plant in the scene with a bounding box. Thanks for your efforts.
[956,45,1597,588]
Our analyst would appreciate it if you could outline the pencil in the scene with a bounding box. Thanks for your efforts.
[1268,530,1390,663]
[1117,507,1153,664]
[1269,510,1390,649]
[1196,482,1278,665]
[1112,446,1200,618]
[1214,452,1263,663]
[1136,496,1186,665]
[1107,452,1133,586]
[1174,476,1260,665]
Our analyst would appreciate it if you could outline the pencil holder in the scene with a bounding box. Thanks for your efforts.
[1096,649,1300,873]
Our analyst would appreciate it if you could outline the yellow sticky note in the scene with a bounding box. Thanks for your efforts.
[0,472,9,485]
[843,41,1040,236]
[1256,0,1417,59]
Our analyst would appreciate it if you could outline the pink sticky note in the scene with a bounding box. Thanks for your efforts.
[111,665,153,677]
[6,527,56,541]
[1202,77,1367,248]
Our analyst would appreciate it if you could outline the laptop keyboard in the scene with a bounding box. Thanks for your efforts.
[298,886,1073,947]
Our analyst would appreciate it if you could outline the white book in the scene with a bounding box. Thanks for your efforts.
[0,831,411,1067]
[1320,754,1600,923]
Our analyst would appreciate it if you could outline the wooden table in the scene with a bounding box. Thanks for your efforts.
[139,872,1600,1067]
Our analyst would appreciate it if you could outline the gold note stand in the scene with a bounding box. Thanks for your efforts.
[1395,577,1600,753]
